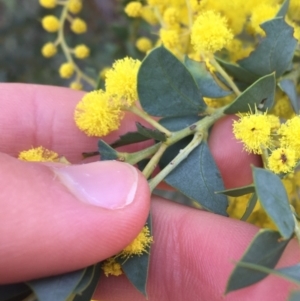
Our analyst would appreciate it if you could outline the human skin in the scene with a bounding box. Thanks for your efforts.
[0,83,299,300]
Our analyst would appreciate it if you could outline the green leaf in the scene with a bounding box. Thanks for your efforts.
[72,264,101,301]
[279,79,299,113]
[215,57,258,85]
[110,132,150,148]
[98,140,118,160]
[138,46,206,117]
[240,193,258,221]
[72,266,95,294]
[224,73,275,114]
[184,56,232,98]
[216,185,255,197]
[164,142,228,215]
[276,264,300,284]
[136,122,167,141]
[27,269,85,301]
[119,215,152,296]
[276,0,290,17]
[253,167,295,239]
[238,18,297,78]
[288,290,300,301]
[0,283,31,301]
[226,229,290,293]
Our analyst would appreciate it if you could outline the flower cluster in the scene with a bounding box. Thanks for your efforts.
[102,226,153,277]
[18,146,59,162]
[39,0,93,90]
[74,57,141,137]
[233,111,300,175]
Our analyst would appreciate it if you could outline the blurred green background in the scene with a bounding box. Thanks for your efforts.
[0,0,151,89]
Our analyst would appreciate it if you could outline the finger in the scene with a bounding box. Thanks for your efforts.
[0,83,151,163]
[95,197,300,301]
[0,154,150,284]
[209,116,262,189]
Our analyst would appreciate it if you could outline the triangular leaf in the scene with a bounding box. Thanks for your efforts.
[98,140,118,161]
[240,193,258,221]
[136,122,167,141]
[226,229,291,293]
[276,264,300,284]
[238,18,297,78]
[138,46,206,117]
[71,264,101,301]
[224,73,275,114]
[276,0,290,17]
[184,56,232,98]
[27,269,85,301]
[110,132,150,148]
[215,57,258,85]
[278,79,299,113]
[217,185,255,197]
[159,115,201,169]
[164,142,228,216]
[119,215,152,296]
[253,167,295,239]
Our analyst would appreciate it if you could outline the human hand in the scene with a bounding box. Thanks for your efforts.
[0,84,299,300]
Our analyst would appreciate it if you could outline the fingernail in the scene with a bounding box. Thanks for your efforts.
[50,161,138,209]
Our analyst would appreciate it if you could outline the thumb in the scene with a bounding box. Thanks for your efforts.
[0,153,150,284]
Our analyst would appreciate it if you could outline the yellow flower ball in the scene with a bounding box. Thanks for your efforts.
[41,42,57,58]
[135,37,152,53]
[59,62,75,78]
[68,0,82,14]
[18,147,59,162]
[41,15,60,32]
[124,1,142,18]
[99,67,110,80]
[70,82,82,90]
[191,10,233,54]
[39,0,57,9]
[74,44,90,59]
[268,147,297,174]
[70,18,87,34]
[74,90,123,137]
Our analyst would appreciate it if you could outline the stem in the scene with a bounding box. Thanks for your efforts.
[149,132,203,191]
[58,5,96,87]
[127,105,172,137]
[210,57,241,96]
[142,143,168,178]
[232,261,300,286]
[122,143,161,165]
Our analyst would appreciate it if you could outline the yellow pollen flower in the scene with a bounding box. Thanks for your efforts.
[41,15,60,32]
[71,18,87,34]
[278,115,300,158]
[233,111,273,154]
[141,6,158,25]
[74,44,90,59]
[68,0,82,14]
[41,42,57,58]
[160,28,179,50]
[124,1,143,18]
[74,90,123,137]
[102,257,123,277]
[99,67,110,80]
[39,0,57,9]
[163,7,179,26]
[120,226,153,258]
[105,57,141,107]
[59,62,75,78]
[268,147,297,174]
[191,10,233,54]
[70,81,82,90]
[18,147,59,162]
[135,37,153,53]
